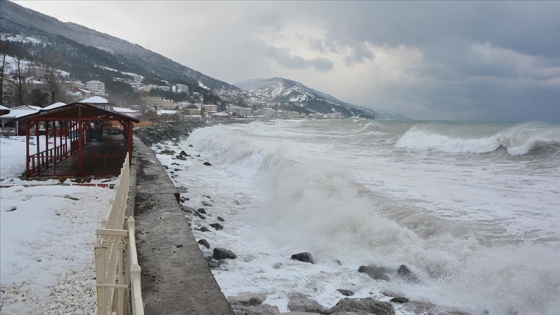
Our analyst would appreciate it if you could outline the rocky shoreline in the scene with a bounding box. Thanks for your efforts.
[133,121,206,147]
[144,122,474,315]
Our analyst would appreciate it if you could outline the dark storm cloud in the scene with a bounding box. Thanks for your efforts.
[306,2,560,122]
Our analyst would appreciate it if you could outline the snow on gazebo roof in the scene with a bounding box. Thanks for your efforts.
[113,106,137,114]
[42,102,67,110]
[81,96,109,104]
[0,105,9,110]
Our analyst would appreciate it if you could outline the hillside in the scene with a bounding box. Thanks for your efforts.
[0,0,239,94]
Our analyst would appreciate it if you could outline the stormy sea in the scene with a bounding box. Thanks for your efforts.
[154,119,560,315]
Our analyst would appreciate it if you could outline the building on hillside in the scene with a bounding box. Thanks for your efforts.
[63,81,85,90]
[174,84,189,94]
[142,96,165,110]
[128,81,142,89]
[162,99,177,110]
[202,104,218,116]
[85,80,106,95]
[230,106,252,117]
[25,65,46,79]
[2,78,15,106]
[185,104,201,115]
[155,85,171,92]
[69,87,94,100]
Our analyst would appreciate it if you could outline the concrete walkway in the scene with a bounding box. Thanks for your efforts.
[132,138,234,315]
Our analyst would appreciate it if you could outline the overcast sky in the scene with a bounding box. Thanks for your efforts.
[14,1,560,122]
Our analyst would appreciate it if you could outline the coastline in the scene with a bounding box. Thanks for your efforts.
[146,121,480,315]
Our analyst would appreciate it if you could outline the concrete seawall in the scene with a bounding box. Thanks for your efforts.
[132,137,234,314]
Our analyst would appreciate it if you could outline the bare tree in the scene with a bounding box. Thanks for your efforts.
[0,40,12,106]
[14,57,27,106]
[0,52,6,106]
[42,52,64,104]
[13,55,27,106]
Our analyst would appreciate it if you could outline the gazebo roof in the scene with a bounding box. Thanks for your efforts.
[15,101,140,123]
[81,96,109,103]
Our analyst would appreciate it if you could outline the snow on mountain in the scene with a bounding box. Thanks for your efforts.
[0,0,239,93]
[235,78,408,120]
[0,33,43,45]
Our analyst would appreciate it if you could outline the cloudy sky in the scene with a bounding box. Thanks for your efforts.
[14,1,560,122]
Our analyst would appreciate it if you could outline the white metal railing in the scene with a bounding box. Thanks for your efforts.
[94,154,144,315]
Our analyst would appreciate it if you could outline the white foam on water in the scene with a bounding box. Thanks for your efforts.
[155,120,560,315]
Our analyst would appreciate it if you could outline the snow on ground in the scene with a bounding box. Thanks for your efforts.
[0,136,116,314]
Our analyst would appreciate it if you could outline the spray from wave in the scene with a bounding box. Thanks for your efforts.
[185,121,560,315]
[395,121,560,156]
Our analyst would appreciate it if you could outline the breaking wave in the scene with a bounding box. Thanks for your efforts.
[395,121,560,156]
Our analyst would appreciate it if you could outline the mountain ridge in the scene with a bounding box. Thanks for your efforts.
[236,77,408,120]
[0,0,239,93]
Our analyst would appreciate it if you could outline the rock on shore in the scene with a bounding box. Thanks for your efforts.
[134,121,205,146]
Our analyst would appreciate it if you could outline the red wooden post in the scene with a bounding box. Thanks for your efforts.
[78,121,83,176]
[26,122,31,177]
[45,121,50,167]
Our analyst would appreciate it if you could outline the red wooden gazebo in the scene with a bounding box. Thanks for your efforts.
[15,100,140,177]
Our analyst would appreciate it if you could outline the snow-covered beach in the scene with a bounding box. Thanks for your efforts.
[1,135,116,314]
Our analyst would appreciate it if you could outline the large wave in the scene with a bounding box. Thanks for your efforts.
[185,122,560,315]
[395,121,560,156]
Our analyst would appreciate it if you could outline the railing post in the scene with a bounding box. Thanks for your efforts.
[94,240,107,315]
[95,153,143,315]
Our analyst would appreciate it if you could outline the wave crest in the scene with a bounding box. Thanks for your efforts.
[395,121,560,156]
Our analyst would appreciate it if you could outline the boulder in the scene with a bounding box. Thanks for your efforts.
[291,252,314,264]
[287,293,324,313]
[232,304,279,315]
[325,297,395,315]
[205,257,220,269]
[197,208,207,214]
[203,161,212,166]
[200,226,210,232]
[210,223,224,230]
[181,206,195,214]
[176,155,188,160]
[197,239,210,249]
[133,121,203,146]
[397,265,421,284]
[229,293,267,306]
[358,265,391,281]
[336,289,354,296]
[390,297,409,303]
[217,216,225,222]
[213,248,237,260]
[400,301,472,315]
[202,199,214,207]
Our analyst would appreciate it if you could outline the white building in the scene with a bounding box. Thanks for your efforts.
[174,84,189,94]
[85,80,106,95]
